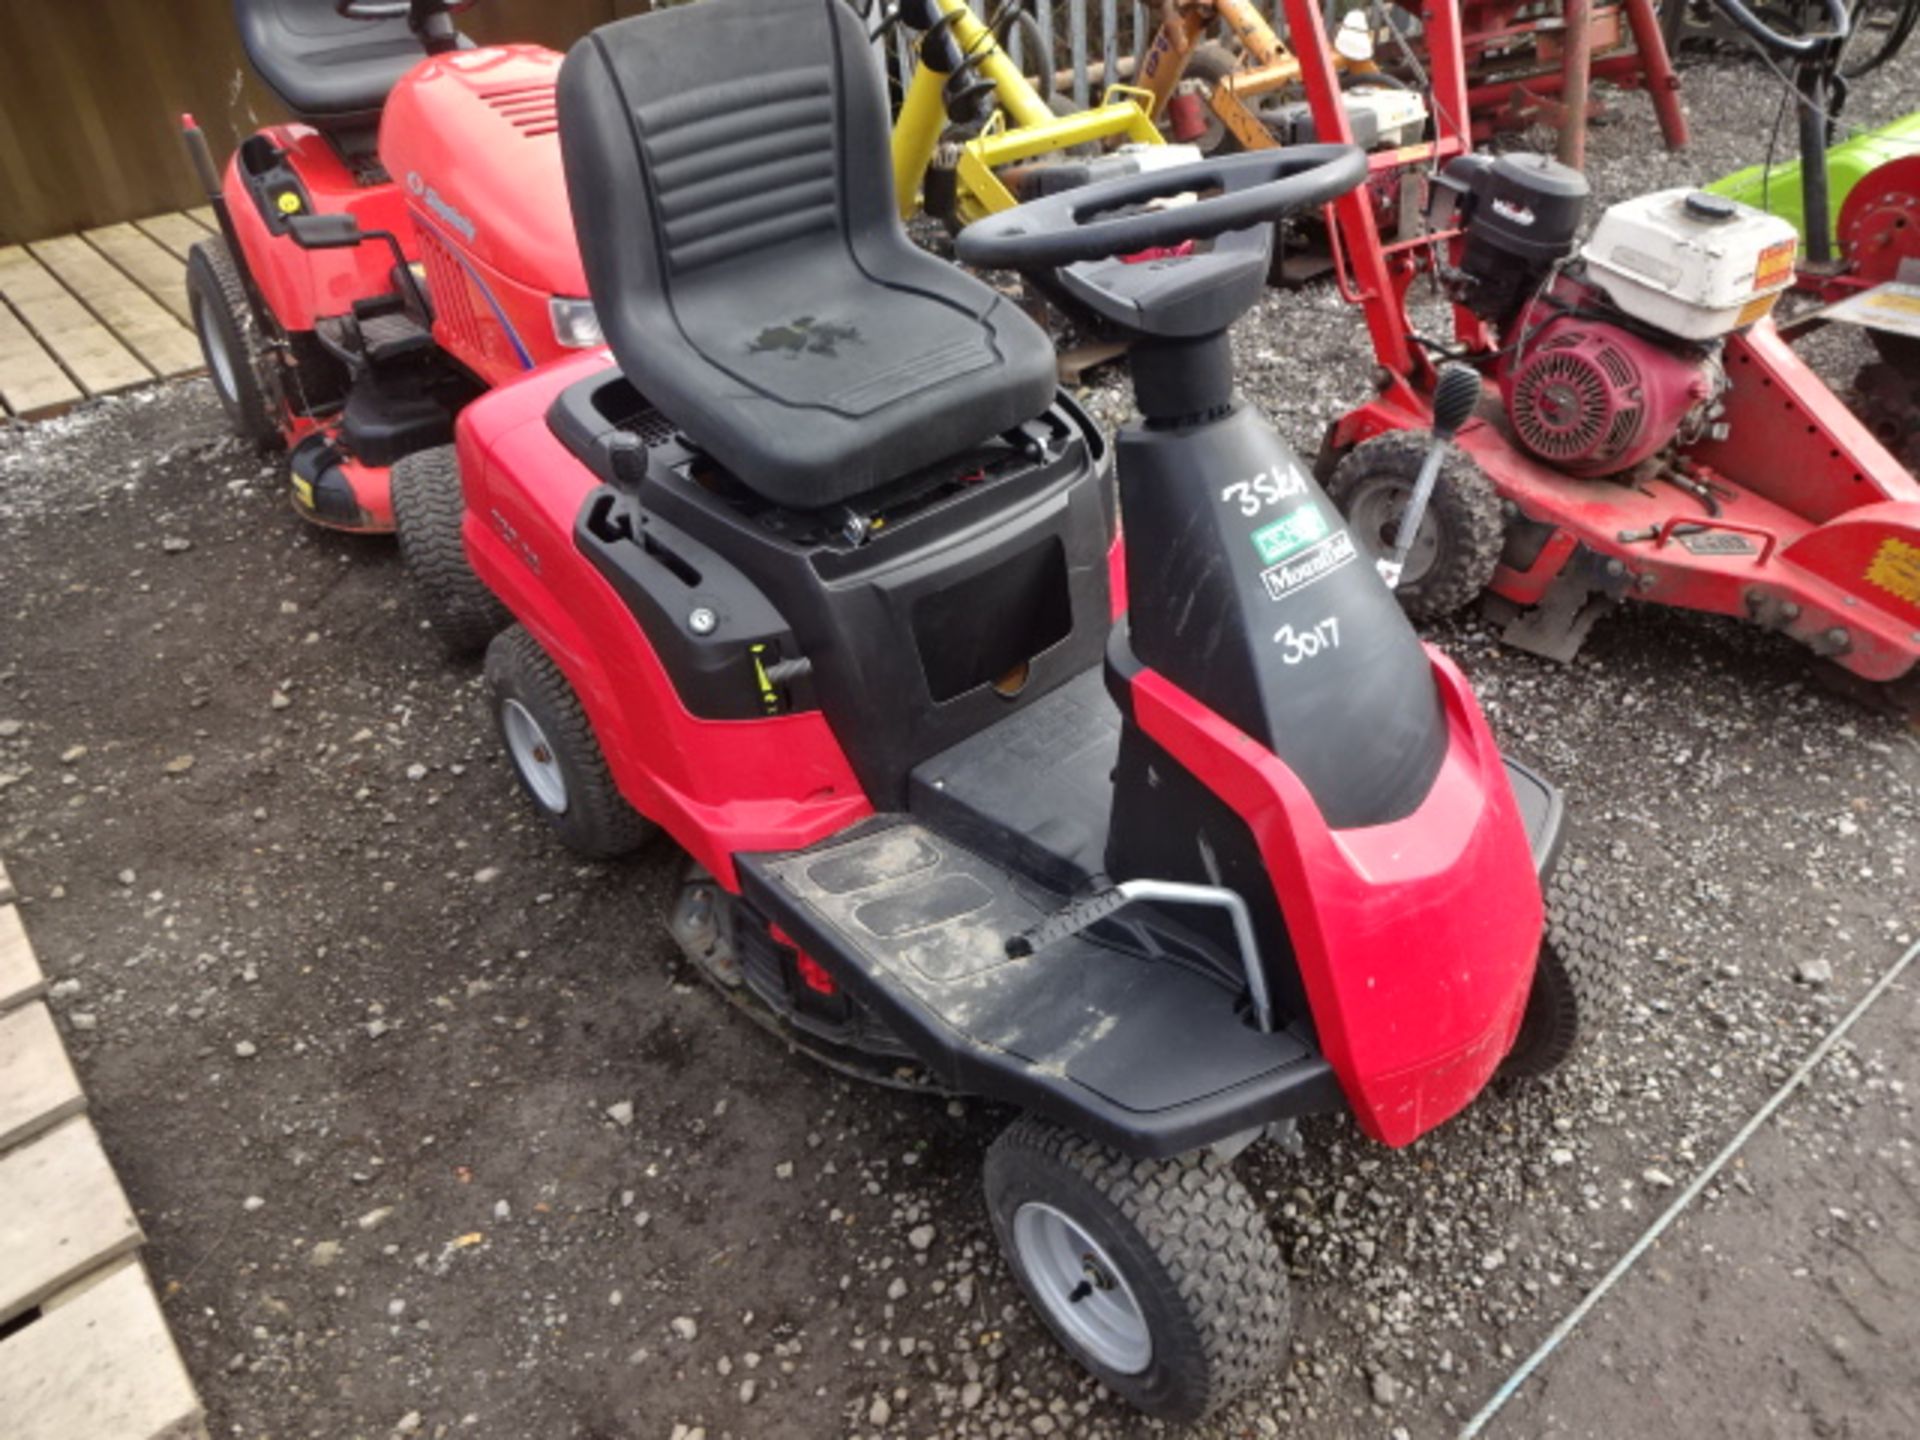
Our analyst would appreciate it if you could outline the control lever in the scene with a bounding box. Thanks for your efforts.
[1379,363,1482,591]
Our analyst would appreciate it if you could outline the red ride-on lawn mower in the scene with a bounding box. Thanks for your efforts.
[1290,0,1920,719]
[181,0,597,535]
[444,0,1619,1417]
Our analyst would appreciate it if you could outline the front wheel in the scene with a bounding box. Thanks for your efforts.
[392,445,510,661]
[1327,430,1505,622]
[186,236,281,448]
[983,1115,1290,1422]
[1500,864,1622,1079]
[484,626,655,860]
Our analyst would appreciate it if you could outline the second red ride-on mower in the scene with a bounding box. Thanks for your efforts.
[182,0,598,534]
[443,0,1619,1418]
[1292,0,1920,719]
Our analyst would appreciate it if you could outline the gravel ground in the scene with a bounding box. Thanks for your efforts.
[2,41,1917,1440]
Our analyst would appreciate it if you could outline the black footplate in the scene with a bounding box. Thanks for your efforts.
[738,820,1343,1157]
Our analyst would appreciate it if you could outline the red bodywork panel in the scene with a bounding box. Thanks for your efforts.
[456,354,872,887]
[380,44,588,386]
[1129,653,1542,1147]
[221,46,586,530]
[221,125,415,332]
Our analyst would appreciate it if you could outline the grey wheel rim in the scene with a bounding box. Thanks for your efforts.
[1347,479,1441,587]
[1012,1202,1152,1375]
[195,293,240,406]
[502,699,569,814]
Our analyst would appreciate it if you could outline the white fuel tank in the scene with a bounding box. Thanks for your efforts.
[1579,190,1799,341]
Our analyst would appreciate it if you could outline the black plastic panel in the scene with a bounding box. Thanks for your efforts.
[740,820,1343,1158]
[909,668,1120,894]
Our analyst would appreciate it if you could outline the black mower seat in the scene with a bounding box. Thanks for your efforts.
[557,0,1058,512]
[235,0,433,130]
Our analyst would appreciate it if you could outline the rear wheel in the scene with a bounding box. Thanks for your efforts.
[391,445,509,660]
[1327,430,1505,622]
[186,236,280,448]
[983,1115,1289,1423]
[484,625,655,860]
[1501,864,1622,1079]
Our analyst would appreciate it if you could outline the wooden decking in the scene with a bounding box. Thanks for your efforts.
[0,209,215,423]
[0,860,210,1440]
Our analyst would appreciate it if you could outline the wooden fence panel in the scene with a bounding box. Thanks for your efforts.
[0,0,657,245]
[0,0,1213,245]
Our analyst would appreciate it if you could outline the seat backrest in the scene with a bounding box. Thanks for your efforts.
[558,0,897,296]
[234,0,425,128]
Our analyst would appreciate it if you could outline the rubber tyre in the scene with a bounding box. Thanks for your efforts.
[392,445,510,661]
[484,625,655,860]
[983,1115,1289,1423]
[1501,864,1622,1079]
[186,236,280,449]
[1327,430,1504,622]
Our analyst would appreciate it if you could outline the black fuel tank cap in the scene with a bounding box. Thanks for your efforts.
[1683,191,1739,222]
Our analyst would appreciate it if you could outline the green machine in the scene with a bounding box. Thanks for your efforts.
[1711,111,1920,246]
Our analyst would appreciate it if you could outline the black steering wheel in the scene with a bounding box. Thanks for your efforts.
[334,0,478,20]
[954,147,1369,272]
[1707,0,1850,54]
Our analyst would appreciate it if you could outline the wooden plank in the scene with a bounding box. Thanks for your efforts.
[1,1259,208,1440]
[0,1003,86,1154]
[131,213,210,265]
[82,224,192,326]
[0,904,47,1012]
[0,857,14,904]
[0,1118,144,1324]
[29,236,199,379]
[184,206,218,234]
[0,298,82,420]
[0,247,151,397]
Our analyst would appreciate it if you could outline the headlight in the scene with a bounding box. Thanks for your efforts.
[549,297,603,350]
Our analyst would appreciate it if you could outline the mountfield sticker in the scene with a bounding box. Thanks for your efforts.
[1251,505,1330,564]
[1865,535,1920,607]
[1260,530,1357,600]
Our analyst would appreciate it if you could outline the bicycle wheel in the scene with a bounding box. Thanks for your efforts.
[1841,0,1920,77]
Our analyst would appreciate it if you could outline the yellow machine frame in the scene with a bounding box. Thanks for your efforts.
[889,0,1164,228]
[1136,0,1371,152]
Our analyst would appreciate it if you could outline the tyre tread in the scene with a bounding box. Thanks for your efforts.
[989,1115,1288,1421]
[485,625,654,860]
[186,235,279,447]
[392,446,510,659]
[1328,429,1505,621]
[1502,863,1622,1078]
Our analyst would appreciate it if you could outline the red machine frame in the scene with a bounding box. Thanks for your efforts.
[455,349,1547,1146]
[1287,0,1920,699]
[1448,0,1689,164]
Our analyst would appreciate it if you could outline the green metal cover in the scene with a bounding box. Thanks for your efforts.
[1708,111,1920,245]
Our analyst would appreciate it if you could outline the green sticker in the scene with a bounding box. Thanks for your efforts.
[1251,506,1330,564]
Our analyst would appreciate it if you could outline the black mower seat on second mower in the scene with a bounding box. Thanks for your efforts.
[235,0,437,132]
[556,0,1058,513]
